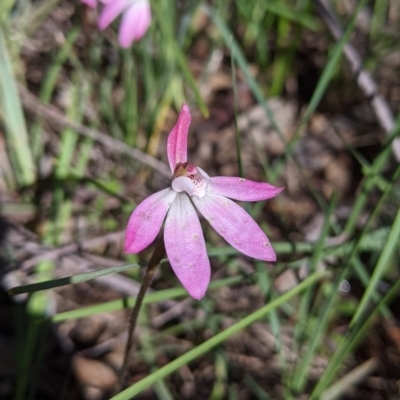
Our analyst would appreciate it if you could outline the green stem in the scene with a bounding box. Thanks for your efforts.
[115,237,166,393]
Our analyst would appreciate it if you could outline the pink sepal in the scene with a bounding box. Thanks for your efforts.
[164,193,210,300]
[118,0,151,47]
[209,177,284,202]
[167,104,191,172]
[98,0,128,30]
[124,188,176,254]
[193,193,276,261]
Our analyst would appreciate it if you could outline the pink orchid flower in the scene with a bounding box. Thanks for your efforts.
[98,0,151,47]
[125,104,283,300]
[81,0,151,47]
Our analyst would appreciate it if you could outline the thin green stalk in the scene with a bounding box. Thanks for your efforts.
[50,275,243,323]
[350,257,392,319]
[110,271,329,400]
[321,358,378,400]
[0,29,36,187]
[245,373,270,400]
[0,0,16,21]
[271,0,369,181]
[269,16,291,96]
[14,261,53,400]
[11,227,389,297]
[344,116,400,233]
[311,277,400,399]
[204,3,344,215]
[297,1,368,130]
[210,352,228,399]
[263,0,318,30]
[8,263,141,296]
[291,162,397,393]
[291,194,336,391]
[153,1,208,117]
[351,206,400,325]
[204,4,283,143]
[370,0,388,42]
[291,268,346,394]
[32,27,80,162]
[139,312,175,399]
[121,51,138,147]
[311,166,400,399]
[230,42,243,177]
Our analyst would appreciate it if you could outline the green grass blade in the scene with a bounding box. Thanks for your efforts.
[298,0,367,124]
[290,161,397,393]
[14,260,53,400]
[305,164,400,397]
[153,2,208,117]
[204,3,338,214]
[22,0,62,37]
[351,206,400,325]
[40,27,80,103]
[311,277,400,399]
[121,51,138,146]
[230,44,243,177]
[8,263,141,295]
[50,275,243,322]
[245,373,270,400]
[321,358,378,400]
[207,229,389,259]
[209,352,228,399]
[350,256,392,319]
[55,82,83,179]
[272,0,369,181]
[370,0,388,42]
[290,269,345,394]
[0,29,36,186]
[344,115,400,233]
[0,0,16,22]
[264,1,318,30]
[32,27,80,161]
[291,194,336,391]
[110,271,329,400]
[269,16,292,96]
[205,5,283,142]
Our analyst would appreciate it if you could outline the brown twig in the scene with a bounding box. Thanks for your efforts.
[151,297,193,328]
[18,85,171,177]
[315,0,400,161]
[20,230,125,271]
[115,235,166,393]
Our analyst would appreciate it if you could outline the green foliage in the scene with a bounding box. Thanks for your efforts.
[0,30,36,186]
[2,0,400,399]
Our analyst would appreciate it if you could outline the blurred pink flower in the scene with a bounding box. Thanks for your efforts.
[80,0,151,47]
[98,0,151,48]
[124,104,283,299]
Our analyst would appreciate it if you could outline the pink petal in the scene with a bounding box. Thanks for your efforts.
[209,177,284,201]
[124,188,177,253]
[193,193,276,261]
[98,0,128,30]
[167,104,191,172]
[164,193,210,300]
[118,0,152,47]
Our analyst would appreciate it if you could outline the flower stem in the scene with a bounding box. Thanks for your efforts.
[115,236,165,393]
